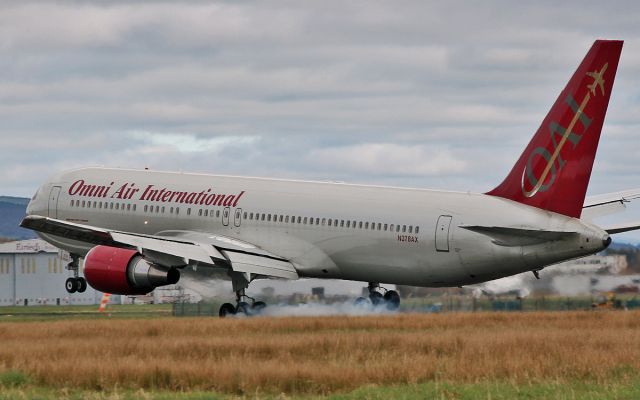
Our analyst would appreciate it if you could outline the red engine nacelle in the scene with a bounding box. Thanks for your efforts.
[84,245,180,295]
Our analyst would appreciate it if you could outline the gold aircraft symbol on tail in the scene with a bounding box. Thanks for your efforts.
[587,63,608,96]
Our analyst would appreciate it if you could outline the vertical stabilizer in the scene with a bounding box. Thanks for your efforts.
[487,40,623,218]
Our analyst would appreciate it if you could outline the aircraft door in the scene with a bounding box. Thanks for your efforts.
[435,215,452,252]
[48,186,61,218]
[222,206,230,226]
[234,208,242,227]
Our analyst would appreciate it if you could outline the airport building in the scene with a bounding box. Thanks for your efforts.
[0,239,106,306]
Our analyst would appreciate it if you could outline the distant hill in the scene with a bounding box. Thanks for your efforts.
[0,197,37,240]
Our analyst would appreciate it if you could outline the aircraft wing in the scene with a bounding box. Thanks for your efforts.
[20,215,298,280]
[582,189,640,220]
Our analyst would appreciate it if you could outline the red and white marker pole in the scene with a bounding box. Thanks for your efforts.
[98,293,111,313]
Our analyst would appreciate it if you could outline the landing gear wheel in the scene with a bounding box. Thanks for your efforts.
[65,277,78,294]
[369,291,383,306]
[219,303,236,318]
[252,301,267,314]
[354,297,369,307]
[76,277,87,293]
[383,290,401,311]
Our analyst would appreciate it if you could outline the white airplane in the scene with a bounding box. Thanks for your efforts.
[21,39,640,316]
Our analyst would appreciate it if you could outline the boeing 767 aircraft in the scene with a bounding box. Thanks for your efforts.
[21,40,640,316]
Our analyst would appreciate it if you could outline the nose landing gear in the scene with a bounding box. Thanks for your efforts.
[65,254,87,294]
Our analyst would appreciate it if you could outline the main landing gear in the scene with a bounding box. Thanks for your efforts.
[219,272,267,318]
[354,282,401,311]
[65,254,87,294]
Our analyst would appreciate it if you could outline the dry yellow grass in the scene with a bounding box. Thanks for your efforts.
[1,311,640,394]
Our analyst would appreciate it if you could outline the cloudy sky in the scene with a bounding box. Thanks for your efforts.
[1,1,640,241]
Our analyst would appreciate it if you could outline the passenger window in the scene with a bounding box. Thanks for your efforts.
[279,215,284,222]
[416,226,420,234]
[261,214,265,221]
[359,222,363,229]
[205,210,209,217]
[409,226,413,233]
[127,204,131,211]
[155,206,159,213]
[144,205,148,212]
[161,206,165,213]
[115,203,119,210]
[346,221,350,228]
[390,224,394,231]
[285,216,289,223]
[328,219,332,227]
[365,222,368,229]
[384,224,388,231]
[297,216,301,224]
[82,200,86,207]
[396,225,400,232]
[110,203,114,209]
[268,214,272,222]
[133,204,136,211]
[377,223,381,230]
[198,209,202,216]
[93,201,97,208]
[316,218,320,225]
[309,218,314,225]
[187,208,191,216]
[176,208,180,215]
[402,225,406,232]
[340,220,344,227]
[170,207,174,213]
[250,212,254,220]
[303,217,308,224]
[352,221,356,229]
[243,212,247,219]
[322,218,326,226]
[216,210,220,218]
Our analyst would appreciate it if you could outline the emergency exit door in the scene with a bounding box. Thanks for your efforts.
[435,215,452,252]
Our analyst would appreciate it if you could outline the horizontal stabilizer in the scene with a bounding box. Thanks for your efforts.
[600,221,640,235]
[461,225,577,246]
[582,188,640,220]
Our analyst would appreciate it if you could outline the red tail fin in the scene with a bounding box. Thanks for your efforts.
[487,40,623,218]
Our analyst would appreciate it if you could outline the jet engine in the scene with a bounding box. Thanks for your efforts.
[83,245,180,295]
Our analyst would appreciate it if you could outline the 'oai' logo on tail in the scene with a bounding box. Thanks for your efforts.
[521,63,608,198]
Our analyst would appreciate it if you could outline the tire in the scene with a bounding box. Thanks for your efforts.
[76,277,87,293]
[369,291,383,306]
[65,277,78,294]
[219,303,236,318]
[354,297,369,307]
[384,290,401,311]
[252,301,267,314]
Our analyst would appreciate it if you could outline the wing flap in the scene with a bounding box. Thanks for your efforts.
[221,250,298,280]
